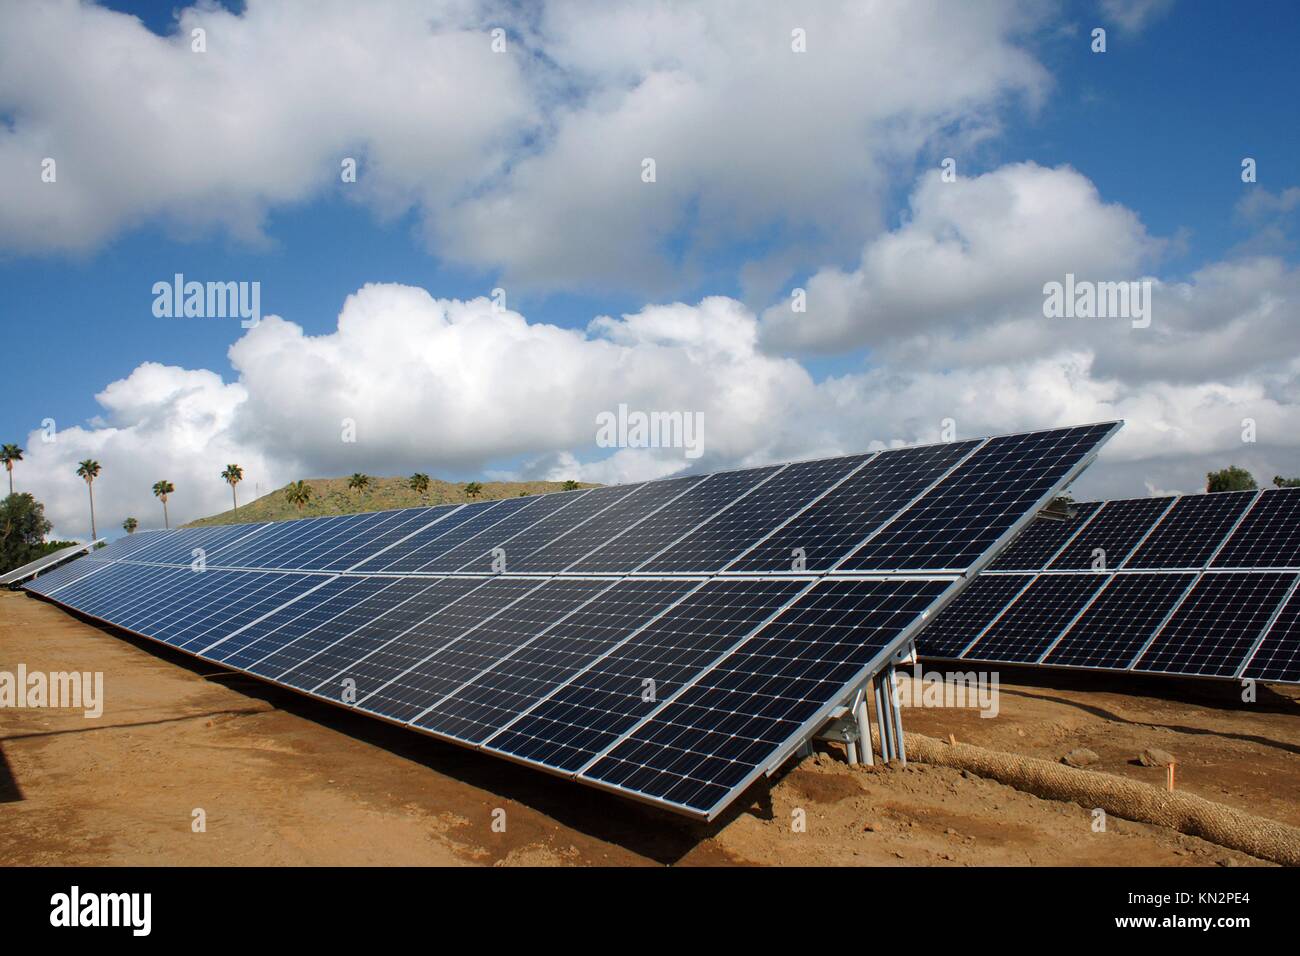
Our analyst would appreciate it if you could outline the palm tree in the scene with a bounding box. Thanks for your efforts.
[347,473,370,498]
[409,472,430,502]
[561,479,580,491]
[464,481,483,500]
[284,480,313,510]
[122,517,138,534]
[75,459,101,539]
[221,464,244,512]
[152,480,175,529]
[0,444,23,495]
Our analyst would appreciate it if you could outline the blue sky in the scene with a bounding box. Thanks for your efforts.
[2,0,1297,537]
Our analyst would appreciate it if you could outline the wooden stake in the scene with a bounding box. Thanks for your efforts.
[1167,762,1176,792]
[949,733,958,747]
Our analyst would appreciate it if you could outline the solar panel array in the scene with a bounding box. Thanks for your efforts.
[25,421,1118,819]
[917,487,1300,684]
[0,539,102,586]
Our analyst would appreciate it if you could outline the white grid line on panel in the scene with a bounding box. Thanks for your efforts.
[629,464,791,573]
[1234,573,1300,679]
[827,439,990,573]
[717,454,882,572]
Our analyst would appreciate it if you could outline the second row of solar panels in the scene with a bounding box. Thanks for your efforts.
[986,487,1300,573]
[917,569,1300,683]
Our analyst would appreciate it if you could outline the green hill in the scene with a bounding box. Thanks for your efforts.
[184,476,598,527]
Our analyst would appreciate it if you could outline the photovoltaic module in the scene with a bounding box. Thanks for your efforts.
[26,422,1119,818]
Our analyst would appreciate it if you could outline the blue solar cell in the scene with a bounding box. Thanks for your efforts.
[1241,581,1300,683]
[730,441,978,573]
[1041,573,1197,669]
[986,502,1102,571]
[354,501,512,573]
[22,555,115,595]
[842,424,1117,572]
[1046,497,1173,571]
[213,576,395,669]
[1124,492,1255,569]
[958,573,1109,664]
[572,468,778,573]
[1133,572,1296,677]
[419,491,586,572]
[486,579,808,773]
[509,476,703,573]
[914,574,1032,659]
[582,578,948,815]
[1211,488,1300,569]
[642,455,870,573]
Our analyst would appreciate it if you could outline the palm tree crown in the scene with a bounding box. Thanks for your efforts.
[0,443,23,495]
[284,480,313,510]
[122,517,138,534]
[347,473,370,495]
[152,479,175,529]
[409,473,430,500]
[464,481,483,499]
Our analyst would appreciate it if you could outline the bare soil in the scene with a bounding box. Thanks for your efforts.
[2,590,1296,866]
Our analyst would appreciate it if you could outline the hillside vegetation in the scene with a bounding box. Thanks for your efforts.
[184,476,599,527]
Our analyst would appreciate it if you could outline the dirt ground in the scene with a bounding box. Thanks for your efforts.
[2,589,1297,866]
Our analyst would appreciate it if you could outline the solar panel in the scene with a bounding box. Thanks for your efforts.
[131,523,271,566]
[24,421,1118,819]
[985,501,1101,571]
[411,579,621,741]
[0,540,103,586]
[211,575,397,668]
[417,492,585,572]
[251,577,462,685]
[449,578,700,744]
[1046,496,1174,570]
[455,485,637,573]
[960,573,1110,664]
[729,441,979,573]
[1211,488,1300,569]
[296,509,442,571]
[913,573,1032,659]
[571,466,778,573]
[509,476,704,572]
[87,529,171,561]
[1241,582,1300,683]
[1132,572,1297,677]
[925,488,1300,683]
[1124,491,1256,569]
[195,514,346,569]
[1043,572,1198,669]
[346,577,555,721]
[18,556,110,596]
[484,578,810,773]
[841,423,1117,572]
[171,572,334,652]
[580,578,949,816]
[355,501,512,573]
[640,454,870,573]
